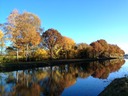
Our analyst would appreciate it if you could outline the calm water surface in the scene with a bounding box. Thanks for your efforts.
[0,59,127,96]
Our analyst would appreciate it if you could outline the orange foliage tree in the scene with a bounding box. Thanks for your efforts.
[42,28,62,59]
[90,41,104,58]
[90,39,125,58]
[97,39,109,57]
[108,44,125,57]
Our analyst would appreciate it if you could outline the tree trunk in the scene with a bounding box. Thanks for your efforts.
[93,50,95,58]
[66,50,68,59]
[50,48,53,59]
[16,48,19,61]
[26,44,28,61]
[1,47,2,55]
[0,38,3,55]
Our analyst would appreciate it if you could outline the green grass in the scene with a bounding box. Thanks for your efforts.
[0,56,23,63]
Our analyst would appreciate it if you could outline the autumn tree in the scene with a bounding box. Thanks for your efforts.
[34,48,48,60]
[86,46,94,58]
[5,9,42,60]
[108,44,125,57]
[62,36,75,49]
[90,39,125,58]
[90,41,103,58]
[97,39,109,51]
[42,28,62,59]
[0,30,5,55]
[5,46,16,56]
[97,39,109,57]
[60,36,75,58]
[76,43,89,50]
[76,43,90,58]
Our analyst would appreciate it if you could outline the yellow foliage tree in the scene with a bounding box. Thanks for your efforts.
[62,36,75,50]
[51,36,75,59]
[0,30,4,39]
[34,48,48,60]
[0,30,5,55]
[6,9,42,60]
[61,36,75,58]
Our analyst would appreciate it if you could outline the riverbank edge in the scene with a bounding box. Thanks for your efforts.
[0,58,117,71]
[99,77,128,96]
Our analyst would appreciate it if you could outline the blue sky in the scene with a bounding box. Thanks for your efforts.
[0,0,128,53]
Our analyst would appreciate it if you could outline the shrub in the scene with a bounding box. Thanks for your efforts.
[34,48,48,60]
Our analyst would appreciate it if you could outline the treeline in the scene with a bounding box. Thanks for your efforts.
[0,10,125,61]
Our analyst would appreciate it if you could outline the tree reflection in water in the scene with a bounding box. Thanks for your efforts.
[0,59,125,96]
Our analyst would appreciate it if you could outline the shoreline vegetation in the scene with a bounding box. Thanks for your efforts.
[0,9,125,65]
[0,57,121,72]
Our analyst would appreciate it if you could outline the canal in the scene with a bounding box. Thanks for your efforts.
[0,59,127,96]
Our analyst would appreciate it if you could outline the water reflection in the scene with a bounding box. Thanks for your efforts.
[0,59,125,96]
